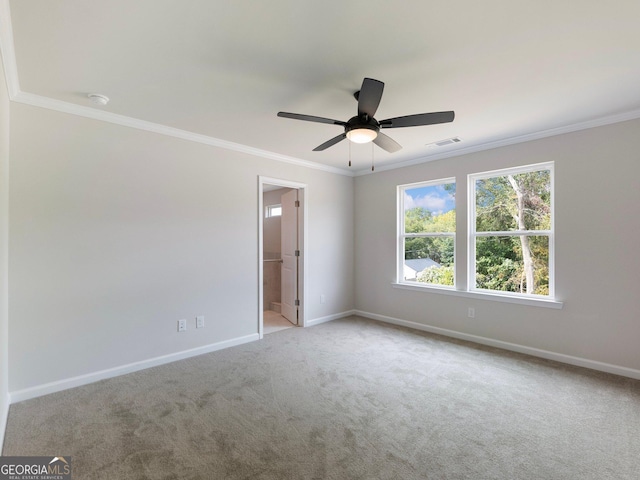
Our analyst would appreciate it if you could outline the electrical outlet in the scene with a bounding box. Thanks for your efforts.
[196,315,205,328]
[468,307,475,318]
[320,295,326,304]
[178,319,187,332]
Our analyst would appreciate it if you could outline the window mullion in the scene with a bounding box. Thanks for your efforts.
[474,230,552,237]
[404,232,455,238]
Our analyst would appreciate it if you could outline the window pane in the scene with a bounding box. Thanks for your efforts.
[476,170,551,232]
[266,205,282,218]
[404,237,454,286]
[475,235,549,295]
[404,183,456,233]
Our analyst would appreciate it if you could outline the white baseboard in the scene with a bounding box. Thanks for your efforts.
[306,310,356,328]
[355,310,640,380]
[8,311,359,404]
[0,392,9,454]
[9,333,260,404]
[10,310,637,406]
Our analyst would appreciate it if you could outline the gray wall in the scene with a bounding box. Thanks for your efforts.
[0,47,10,451]
[355,119,640,372]
[8,103,355,393]
[3,74,639,414]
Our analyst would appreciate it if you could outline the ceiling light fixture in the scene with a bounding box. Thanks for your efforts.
[88,93,109,106]
[346,127,378,144]
[277,77,454,153]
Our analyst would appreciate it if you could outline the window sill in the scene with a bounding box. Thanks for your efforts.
[391,282,564,309]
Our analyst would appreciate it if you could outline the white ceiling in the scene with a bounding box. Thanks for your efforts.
[4,0,640,174]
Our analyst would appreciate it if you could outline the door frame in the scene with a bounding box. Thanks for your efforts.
[258,176,307,339]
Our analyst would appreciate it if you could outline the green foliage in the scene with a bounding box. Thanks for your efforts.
[474,169,551,295]
[476,171,550,232]
[404,207,455,266]
[418,266,454,286]
[403,170,550,295]
[475,237,521,291]
[405,207,432,233]
[475,177,515,231]
[425,209,456,233]
[405,236,454,266]
[475,236,549,295]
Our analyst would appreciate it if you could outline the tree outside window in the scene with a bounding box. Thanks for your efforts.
[470,163,553,297]
[397,162,555,302]
[399,179,456,287]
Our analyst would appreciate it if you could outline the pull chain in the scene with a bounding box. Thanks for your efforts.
[348,140,351,167]
[371,142,375,172]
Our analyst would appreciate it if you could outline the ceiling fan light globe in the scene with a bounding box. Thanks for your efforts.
[346,128,378,144]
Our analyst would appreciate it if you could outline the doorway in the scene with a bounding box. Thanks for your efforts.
[258,177,306,338]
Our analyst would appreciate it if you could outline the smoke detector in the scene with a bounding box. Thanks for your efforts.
[87,93,109,106]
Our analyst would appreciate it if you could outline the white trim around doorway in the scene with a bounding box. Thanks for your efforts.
[258,176,308,339]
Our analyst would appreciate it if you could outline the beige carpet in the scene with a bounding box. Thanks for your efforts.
[3,316,640,479]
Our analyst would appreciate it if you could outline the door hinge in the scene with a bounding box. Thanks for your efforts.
[295,250,300,257]
[294,299,300,306]
[294,200,300,207]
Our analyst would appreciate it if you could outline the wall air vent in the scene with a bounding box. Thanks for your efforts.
[426,137,461,148]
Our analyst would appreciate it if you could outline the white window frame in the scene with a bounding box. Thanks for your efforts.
[397,177,456,289]
[265,204,282,218]
[393,163,562,309]
[468,162,555,300]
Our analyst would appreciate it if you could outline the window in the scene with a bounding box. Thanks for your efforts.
[265,204,282,218]
[395,162,557,306]
[470,162,553,298]
[398,179,456,287]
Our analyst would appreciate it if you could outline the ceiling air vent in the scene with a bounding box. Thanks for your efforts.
[427,137,461,148]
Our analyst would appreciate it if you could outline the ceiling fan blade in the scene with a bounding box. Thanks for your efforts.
[357,78,384,118]
[379,111,455,128]
[373,132,402,153]
[278,112,346,126]
[313,133,347,151]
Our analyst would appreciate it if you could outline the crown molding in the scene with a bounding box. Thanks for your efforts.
[0,0,352,177]
[0,0,19,97]
[3,0,640,179]
[12,91,354,176]
[353,107,640,176]
[12,85,640,180]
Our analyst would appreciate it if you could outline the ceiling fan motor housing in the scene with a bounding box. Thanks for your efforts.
[345,115,380,134]
[345,116,380,143]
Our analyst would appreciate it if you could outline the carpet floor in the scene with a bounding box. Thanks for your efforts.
[3,316,639,479]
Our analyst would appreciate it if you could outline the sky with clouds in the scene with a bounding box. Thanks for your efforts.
[404,183,455,216]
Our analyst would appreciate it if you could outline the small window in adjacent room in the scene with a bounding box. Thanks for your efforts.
[398,179,456,287]
[265,204,282,218]
[469,162,554,298]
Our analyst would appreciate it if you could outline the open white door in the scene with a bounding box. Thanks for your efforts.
[281,189,298,324]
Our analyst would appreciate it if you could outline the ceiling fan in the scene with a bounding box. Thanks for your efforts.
[277,77,454,153]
